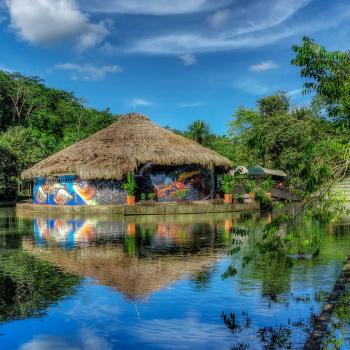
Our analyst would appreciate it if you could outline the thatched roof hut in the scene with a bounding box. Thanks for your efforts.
[22,113,232,180]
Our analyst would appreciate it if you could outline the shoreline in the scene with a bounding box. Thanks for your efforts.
[16,201,260,216]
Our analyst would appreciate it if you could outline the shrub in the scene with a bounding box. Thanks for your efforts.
[122,172,137,196]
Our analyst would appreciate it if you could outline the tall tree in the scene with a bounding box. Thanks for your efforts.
[0,146,18,201]
[188,120,211,145]
[292,37,350,128]
[228,93,346,197]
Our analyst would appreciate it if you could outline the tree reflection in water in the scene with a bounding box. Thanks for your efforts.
[221,208,349,349]
[0,251,80,323]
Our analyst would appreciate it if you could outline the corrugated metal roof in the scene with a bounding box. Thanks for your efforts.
[247,166,287,178]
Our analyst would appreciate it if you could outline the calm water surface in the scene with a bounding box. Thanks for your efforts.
[0,208,350,349]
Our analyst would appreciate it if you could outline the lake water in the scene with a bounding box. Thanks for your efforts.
[0,208,350,349]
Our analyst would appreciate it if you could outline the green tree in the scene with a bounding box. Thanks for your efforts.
[258,92,289,117]
[0,126,47,171]
[228,93,347,198]
[0,146,18,201]
[188,120,212,145]
[292,37,350,127]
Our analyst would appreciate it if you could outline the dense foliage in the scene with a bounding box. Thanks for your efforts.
[292,36,350,127]
[0,71,118,200]
[227,94,348,198]
[194,38,350,204]
[0,146,18,201]
[0,71,118,172]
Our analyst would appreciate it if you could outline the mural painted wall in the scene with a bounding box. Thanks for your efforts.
[34,176,127,206]
[137,164,212,202]
[33,165,214,205]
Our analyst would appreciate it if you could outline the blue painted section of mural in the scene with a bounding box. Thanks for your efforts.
[34,177,127,205]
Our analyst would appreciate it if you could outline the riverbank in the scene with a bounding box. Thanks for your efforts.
[304,253,350,349]
[16,201,260,215]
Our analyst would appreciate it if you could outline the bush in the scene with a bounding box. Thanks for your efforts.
[0,146,19,201]
[122,172,137,196]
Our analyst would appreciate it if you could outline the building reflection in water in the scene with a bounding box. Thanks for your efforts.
[20,212,260,300]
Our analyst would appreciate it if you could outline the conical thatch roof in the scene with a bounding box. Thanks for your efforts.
[21,113,232,180]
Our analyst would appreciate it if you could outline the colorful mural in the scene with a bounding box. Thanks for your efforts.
[147,165,211,202]
[34,176,127,205]
[33,165,213,205]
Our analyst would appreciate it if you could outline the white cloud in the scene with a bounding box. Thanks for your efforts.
[179,102,204,108]
[132,98,153,107]
[80,0,232,15]
[21,329,112,350]
[132,316,259,349]
[249,60,279,72]
[6,0,109,51]
[233,78,274,95]
[55,63,122,80]
[207,9,231,28]
[21,336,79,350]
[122,0,350,56]
[178,53,197,66]
[76,21,110,52]
[125,0,315,55]
[287,88,303,96]
[100,42,119,55]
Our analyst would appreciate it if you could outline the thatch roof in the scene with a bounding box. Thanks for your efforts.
[21,113,232,180]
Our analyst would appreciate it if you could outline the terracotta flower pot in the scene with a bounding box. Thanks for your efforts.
[249,192,255,201]
[224,194,233,204]
[127,195,135,205]
[127,223,136,235]
[224,219,233,233]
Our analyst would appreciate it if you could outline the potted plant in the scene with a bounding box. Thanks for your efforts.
[220,174,234,204]
[122,172,137,205]
[262,176,274,199]
[148,192,156,201]
[246,179,257,201]
[140,192,157,206]
[175,189,189,203]
[236,194,244,204]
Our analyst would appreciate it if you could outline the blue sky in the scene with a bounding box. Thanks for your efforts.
[0,0,350,134]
